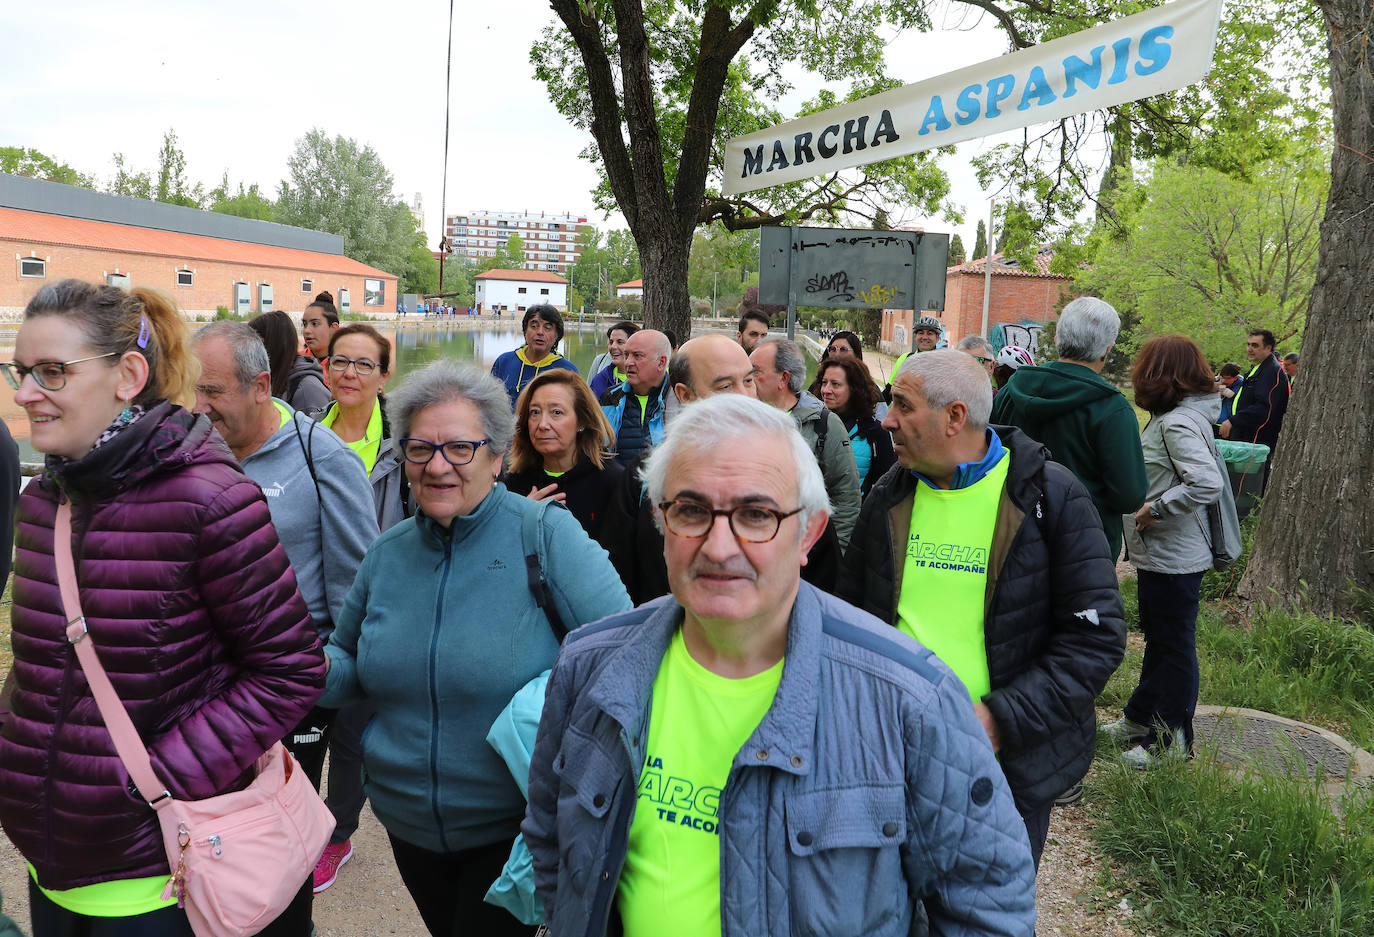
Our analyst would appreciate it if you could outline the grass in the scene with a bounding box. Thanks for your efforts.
[1090,753,1374,936]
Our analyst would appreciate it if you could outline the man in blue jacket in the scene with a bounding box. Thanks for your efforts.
[490,304,579,406]
[523,394,1035,937]
[599,329,672,466]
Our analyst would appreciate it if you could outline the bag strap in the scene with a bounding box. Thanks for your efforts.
[521,500,568,642]
[54,501,172,808]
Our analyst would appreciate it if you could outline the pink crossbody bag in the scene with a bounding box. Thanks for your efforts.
[54,500,335,937]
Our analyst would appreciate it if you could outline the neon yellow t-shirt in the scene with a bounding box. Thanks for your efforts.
[636,395,649,421]
[29,863,174,917]
[617,628,784,937]
[895,453,1009,702]
[320,399,383,475]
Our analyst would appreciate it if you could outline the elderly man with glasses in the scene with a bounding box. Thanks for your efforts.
[191,322,379,794]
[523,394,1036,937]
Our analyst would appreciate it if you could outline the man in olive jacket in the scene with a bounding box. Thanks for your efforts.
[989,297,1147,561]
[839,351,1126,869]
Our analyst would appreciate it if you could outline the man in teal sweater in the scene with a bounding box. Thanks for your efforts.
[990,297,1147,562]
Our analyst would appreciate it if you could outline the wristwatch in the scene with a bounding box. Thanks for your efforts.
[1148,501,1164,520]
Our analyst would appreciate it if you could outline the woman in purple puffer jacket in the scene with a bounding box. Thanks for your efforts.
[0,279,327,937]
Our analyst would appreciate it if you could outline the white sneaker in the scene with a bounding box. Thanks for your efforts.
[1101,716,1150,746]
[1120,733,1188,770]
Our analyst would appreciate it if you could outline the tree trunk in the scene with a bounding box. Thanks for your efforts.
[640,230,693,344]
[1236,0,1374,620]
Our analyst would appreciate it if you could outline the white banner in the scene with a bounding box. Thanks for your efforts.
[722,0,1223,196]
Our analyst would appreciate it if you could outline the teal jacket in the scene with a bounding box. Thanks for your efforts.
[321,484,632,853]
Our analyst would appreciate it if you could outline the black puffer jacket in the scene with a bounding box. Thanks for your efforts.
[837,425,1126,812]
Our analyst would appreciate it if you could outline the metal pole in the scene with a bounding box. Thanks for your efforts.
[980,199,994,338]
[438,0,454,296]
[712,272,718,319]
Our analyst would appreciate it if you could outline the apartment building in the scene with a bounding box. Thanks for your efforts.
[444,209,587,274]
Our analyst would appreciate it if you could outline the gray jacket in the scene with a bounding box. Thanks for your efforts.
[241,404,380,639]
[792,390,861,550]
[522,585,1036,937]
[1123,394,1225,575]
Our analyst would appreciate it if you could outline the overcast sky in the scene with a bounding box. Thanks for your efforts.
[1,0,1097,255]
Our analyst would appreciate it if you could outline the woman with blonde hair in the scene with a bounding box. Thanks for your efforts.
[503,370,634,583]
[0,279,324,935]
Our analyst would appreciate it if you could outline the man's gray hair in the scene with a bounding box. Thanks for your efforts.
[956,334,994,354]
[641,394,830,531]
[763,337,807,396]
[194,321,269,389]
[897,349,993,430]
[385,359,516,455]
[1055,297,1120,362]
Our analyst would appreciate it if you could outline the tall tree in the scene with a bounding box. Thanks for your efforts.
[535,0,955,339]
[0,147,94,187]
[109,153,152,200]
[1079,159,1324,363]
[972,220,988,262]
[208,173,275,220]
[154,130,203,208]
[1238,0,1374,620]
[276,129,415,276]
[949,233,966,266]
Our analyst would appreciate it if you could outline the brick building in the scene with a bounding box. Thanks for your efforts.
[1,173,397,319]
[880,247,1072,356]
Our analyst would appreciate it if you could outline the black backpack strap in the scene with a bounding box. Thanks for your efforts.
[813,411,829,464]
[522,500,568,642]
[291,413,321,505]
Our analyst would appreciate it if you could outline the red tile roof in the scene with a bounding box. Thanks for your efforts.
[474,268,569,284]
[617,279,643,289]
[0,207,396,279]
[948,247,1069,279]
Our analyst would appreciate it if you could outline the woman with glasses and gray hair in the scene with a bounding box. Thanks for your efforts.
[317,360,631,937]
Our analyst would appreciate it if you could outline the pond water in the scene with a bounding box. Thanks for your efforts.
[2,323,813,463]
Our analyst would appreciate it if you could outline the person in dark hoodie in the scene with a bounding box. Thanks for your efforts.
[989,297,1147,562]
[249,310,331,413]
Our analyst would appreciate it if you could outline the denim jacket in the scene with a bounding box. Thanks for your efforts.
[522,584,1036,937]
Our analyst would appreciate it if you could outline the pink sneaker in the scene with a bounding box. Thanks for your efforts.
[313,839,354,893]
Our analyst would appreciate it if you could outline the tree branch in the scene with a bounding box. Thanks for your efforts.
[548,0,641,231]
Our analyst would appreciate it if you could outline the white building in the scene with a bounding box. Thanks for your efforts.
[474,268,568,313]
[445,209,587,275]
[616,278,643,297]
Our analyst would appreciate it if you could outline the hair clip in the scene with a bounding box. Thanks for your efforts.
[137,315,150,349]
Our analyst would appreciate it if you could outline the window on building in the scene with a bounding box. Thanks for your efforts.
[364,278,385,306]
[517,287,527,294]
[19,258,45,278]
[176,269,194,287]
[540,288,550,295]
[107,273,131,290]
[302,279,313,293]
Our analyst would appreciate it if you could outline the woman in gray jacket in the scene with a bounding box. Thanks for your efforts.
[1108,335,1224,768]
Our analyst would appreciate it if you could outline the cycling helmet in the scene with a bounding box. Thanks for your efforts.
[996,345,1035,370]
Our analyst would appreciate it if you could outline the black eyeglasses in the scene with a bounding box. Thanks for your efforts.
[657,499,803,543]
[328,355,381,376]
[399,438,490,466]
[0,353,119,391]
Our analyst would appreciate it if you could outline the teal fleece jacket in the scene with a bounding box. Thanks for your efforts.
[320,484,632,853]
[989,361,1147,560]
[240,403,379,639]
